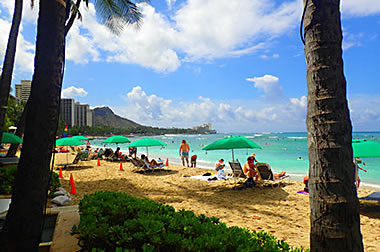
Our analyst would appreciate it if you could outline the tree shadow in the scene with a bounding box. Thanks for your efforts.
[360,206,380,219]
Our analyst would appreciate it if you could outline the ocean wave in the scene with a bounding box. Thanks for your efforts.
[288,137,307,139]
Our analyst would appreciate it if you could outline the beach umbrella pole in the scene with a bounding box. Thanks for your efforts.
[232,149,235,162]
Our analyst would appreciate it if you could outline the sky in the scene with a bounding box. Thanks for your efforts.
[0,0,380,133]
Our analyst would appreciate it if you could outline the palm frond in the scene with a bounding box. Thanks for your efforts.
[93,0,147,34]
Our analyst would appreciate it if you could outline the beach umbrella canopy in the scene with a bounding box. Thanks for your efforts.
[1,132,23,144]
[128,138,166,157]
[202,136,261,161]
[103,135,131,144]
[352,139,380,158]
[72,135,89,141]
[56,137,84,146]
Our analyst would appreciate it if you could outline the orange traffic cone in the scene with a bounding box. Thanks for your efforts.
[69,173,74,185]
[97,158,101,166]
[70,181,76,195]
[166,158,169,166]
[59,168,63,178]
[120,162,124,171]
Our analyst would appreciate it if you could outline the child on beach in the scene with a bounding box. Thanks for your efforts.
[191,155,197,167]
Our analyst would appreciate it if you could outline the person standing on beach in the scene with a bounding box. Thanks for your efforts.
[179,139,190,167]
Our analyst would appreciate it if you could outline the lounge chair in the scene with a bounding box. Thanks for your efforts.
[56,153,81,169]
[359,192,380,207]
[256,163,289,187]
[229,161,246,179]
[131,158,147,169]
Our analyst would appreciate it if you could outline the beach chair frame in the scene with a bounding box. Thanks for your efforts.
[256,163,289,187]
[229,161,246,182]
[56,152,81,169]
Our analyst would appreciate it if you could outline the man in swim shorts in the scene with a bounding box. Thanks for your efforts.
[179,139,190,167]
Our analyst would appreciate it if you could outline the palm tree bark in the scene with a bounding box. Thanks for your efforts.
[303,0,363,251]
[0,0,23,143]
[0,0,66,249]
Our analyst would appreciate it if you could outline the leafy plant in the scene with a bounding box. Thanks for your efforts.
[0,165,61,197]
[0,165,17,194]
[73,191,308,251]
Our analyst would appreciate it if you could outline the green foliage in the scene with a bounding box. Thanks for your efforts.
[4,96,24,131]
[72,191,307,252]
[0,165,17,194]
[49,171,61,197]
[0,165,61,197]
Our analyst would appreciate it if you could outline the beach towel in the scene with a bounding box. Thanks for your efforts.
[190,174,219,181]
[297,190,309,195]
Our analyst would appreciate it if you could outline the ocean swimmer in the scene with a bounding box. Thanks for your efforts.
[179,139,190,167]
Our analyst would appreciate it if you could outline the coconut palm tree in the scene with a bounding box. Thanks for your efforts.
[302,0,363,250]
[0,0,23,142]
[0,0,145,250]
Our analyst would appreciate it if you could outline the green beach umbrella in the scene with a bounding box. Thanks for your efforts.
[72,135,89,141]
[103,135,131,145]
[1,132,23,144]
[352,139,380,158]
[56,137,84,146]
[128,138,166,158]
[202,136,261,161]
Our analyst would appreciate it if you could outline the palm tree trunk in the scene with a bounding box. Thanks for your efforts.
[0,0,23,142]
[303,0,363,251]
[0,0,66,249]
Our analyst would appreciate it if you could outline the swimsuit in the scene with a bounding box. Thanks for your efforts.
[181,151,189,157]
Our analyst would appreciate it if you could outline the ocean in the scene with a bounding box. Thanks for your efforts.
[90,132,380,189]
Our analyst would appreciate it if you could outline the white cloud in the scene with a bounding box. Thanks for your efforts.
[246,74,284,99]
[174,0,301,60]
[62,86,88,98]
[166,0,176,10]
[290,96,307,107]
[0,18,35,73]
[112,86,308,132]
[341,0,380,17]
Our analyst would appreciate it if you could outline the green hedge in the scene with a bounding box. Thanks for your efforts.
[0,165,61,196]
[72,191,307,251]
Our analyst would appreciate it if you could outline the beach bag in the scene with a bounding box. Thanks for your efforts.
[217,169,227,180]
[245,178,255,188]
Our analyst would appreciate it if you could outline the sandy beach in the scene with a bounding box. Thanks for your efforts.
[53,153,380,251]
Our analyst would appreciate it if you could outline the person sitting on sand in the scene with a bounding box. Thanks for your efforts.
[303,175,309,192]
[215,159,225,171]
[273,171,287,180]
[243,156,260,187]
[141,154,162,168]
[191,155,197,167]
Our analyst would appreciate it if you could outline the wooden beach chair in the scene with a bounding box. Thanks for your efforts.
[229,161,246,181]
[256,163,289,187]
[56,153,81,169]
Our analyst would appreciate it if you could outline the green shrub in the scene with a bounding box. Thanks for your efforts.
[49,171,61,197]
[0,165,17,194]
[0,165,61,197]
[72,191,307,252]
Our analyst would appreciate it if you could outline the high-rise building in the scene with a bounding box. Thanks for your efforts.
[15,80,31,102]
[59,98,93,127]
[74,103,93,127]
[59,98,75,127]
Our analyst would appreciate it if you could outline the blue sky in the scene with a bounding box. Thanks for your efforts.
[1,0,380,133]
